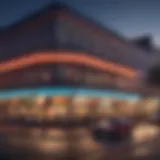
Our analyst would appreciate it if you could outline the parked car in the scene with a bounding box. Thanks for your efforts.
[91,116,133,144]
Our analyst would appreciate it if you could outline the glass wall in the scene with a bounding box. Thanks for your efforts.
[0,88,158,122]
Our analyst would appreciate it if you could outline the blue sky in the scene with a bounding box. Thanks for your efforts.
[0,0,160,46]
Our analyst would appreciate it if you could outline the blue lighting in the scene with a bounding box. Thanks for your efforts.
[0,87,140,100]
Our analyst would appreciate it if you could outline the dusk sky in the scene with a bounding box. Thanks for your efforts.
[0,0,160,46]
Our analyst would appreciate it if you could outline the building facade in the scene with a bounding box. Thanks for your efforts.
[0,3,158,122]
[0,3,155,69]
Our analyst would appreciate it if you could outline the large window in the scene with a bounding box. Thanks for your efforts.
[99,98,112,116]
[72,96,89,118]
[0,87,158,122]
[50,96,69,120]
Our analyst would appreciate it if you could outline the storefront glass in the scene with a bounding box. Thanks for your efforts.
[0,88,158,122]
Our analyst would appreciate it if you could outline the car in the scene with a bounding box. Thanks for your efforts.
[112,117,133,140]
[91,116,133,144]
[91,118,111,142]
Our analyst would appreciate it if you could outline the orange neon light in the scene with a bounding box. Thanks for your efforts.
[0,51,137,79]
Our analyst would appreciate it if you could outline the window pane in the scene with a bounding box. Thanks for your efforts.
[72,96,88,118]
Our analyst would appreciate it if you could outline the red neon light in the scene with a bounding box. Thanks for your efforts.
[0,51,137,79]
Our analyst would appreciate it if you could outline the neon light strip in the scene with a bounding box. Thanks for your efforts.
[0,87,140,100]
[0,51,137,79]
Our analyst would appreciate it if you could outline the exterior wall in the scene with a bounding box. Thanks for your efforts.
[0,62,131,91]
[0,14,56,62]
[54,12,154,70]
[0,5,155,71]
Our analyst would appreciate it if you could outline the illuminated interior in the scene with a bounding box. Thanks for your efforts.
[0,51,137,79]
[0,87,158,121]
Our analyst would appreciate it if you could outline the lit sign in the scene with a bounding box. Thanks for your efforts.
[0,52,136,79]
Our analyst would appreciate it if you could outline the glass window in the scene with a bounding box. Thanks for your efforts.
[88,98,100,117]
[110,99,124,116]
[126,100,138,116]
[0,99,10,119]
[17,97,36,117]
[36,96,46,106]
[47,96,69,120]
[100,98,112,109]
[72,96,89,118]
[99,98,112,115]
[144,98,159,114]
[135,98,151,117]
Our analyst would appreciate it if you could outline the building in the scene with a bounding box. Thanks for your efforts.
[0,3,156,89]
[0,3,153,69]
[0,3,158,121]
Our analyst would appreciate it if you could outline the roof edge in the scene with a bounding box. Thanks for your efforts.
[0,2,68,31]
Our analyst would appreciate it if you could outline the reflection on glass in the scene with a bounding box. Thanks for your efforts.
[51,97,69,120]
[72,96,89,118]
[0,90,158,122]
[99,98,112,116]
[135,98,159,118]
[88,98,100,118]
